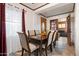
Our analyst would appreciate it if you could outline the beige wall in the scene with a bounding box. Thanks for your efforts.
[75,4,79,56]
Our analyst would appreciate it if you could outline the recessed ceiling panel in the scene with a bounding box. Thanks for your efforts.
[22,3,48,10]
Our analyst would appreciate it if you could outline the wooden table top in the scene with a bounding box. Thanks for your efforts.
[29,35,47,40]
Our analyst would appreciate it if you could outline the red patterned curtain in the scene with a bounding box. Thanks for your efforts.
[22,9,26,33]
[0,3,7,56]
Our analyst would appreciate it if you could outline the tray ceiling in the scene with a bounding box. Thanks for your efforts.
[38,3,74,18]
[20,3,74,18]
[20,3,49,10]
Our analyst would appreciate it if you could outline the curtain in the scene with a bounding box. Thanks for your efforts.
[0,3,7,56]
[22,9,26,33]
[6,4,22,54]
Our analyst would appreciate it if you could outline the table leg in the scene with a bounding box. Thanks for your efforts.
[39,40,43,56]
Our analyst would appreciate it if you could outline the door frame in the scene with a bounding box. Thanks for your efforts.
[67,14,72,46]
[50,19,58,30]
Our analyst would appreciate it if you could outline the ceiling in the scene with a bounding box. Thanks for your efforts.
[20,3,74,18]
[20,3,49,10]
[38,3,74,18]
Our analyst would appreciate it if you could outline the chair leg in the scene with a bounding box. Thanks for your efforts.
[36,49,38,56]
[50,43,52,52]
[34,49,38,56]
[39,46,42,56]
[21,48,24,56]
[45,48,47,56]
[53,42,56,48]
[28,52,31,56]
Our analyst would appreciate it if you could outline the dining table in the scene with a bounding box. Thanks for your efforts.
[29,34,48,55]
[29,35,47,43]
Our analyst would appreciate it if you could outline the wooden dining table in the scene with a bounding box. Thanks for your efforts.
[29,35,47,44]
[29,34,48,55]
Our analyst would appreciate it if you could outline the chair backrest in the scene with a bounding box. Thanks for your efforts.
[35,30,41,35]
[34,30,36,36]
[17,32,30,51]
[53,30,58,42]
[46,30,51,34]
[47,31,54,46]
[28,30,35,36]
[26,31,28,36]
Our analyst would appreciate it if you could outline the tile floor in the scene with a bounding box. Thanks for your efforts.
[10,37,75,56]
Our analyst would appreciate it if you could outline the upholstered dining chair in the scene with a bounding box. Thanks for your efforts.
[17,32,39,56]
[46,30,51,34]
[52,30,58,48]
[41,31,54,56]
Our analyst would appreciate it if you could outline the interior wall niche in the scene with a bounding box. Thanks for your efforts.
[58,18,67,31]
[41,17,47,34]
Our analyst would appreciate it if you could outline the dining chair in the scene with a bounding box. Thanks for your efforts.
[46,30,51,34]
[34,30,36,36]
[17,32,39,56]
[52,30,58,48]
[26,31,28,36]
[41,31,54,56]
[28,30,36,37]
[49,30,56,52]
[35,30,41,35]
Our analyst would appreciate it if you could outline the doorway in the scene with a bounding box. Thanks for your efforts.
[50,19,58,31]
[50,15,72,46]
